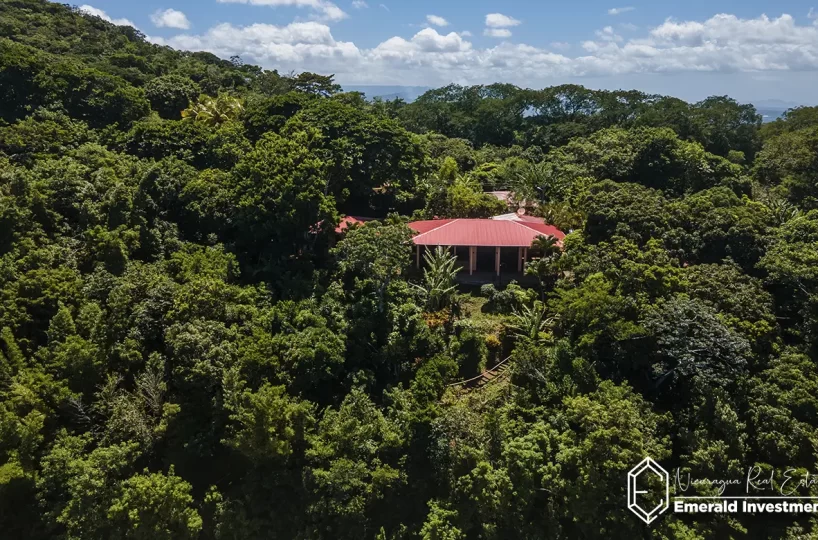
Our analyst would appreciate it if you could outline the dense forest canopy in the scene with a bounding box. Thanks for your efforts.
[3,1,818,538]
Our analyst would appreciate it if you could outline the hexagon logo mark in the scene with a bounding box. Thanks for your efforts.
[627,457,670,524]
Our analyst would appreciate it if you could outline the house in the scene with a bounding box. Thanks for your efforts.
[491,211,552,225]
[335,215,374,233]
[408,215,564,279]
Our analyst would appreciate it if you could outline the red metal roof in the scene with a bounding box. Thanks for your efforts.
[408,219,565,247]
[515,222,565,238]
[335,216,375,234]
[408,219,454,235]
[492,212,549,224]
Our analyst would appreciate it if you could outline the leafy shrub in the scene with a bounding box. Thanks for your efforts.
[481,282,535,314]
[450,322,488,378]
[485,333,502,363]
[145,75,201,119]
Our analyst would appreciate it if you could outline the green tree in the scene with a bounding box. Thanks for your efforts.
[414,247,459,312]
[0,109,95,164]
[754,126,818,209]
[508,302,555,345]
[446,175,506,218]
[290,72,342,97]
[584,181,673,244]
[668,186,772,270]
[556,381,671,537]
[305,388,407,538]
[760,105,818,139]
[144,75,200,119]
[37,434,140,538]
[243,92,313,141]
[332,221,413,312]
[227,129,337,274]
[692,95,761,160]
[222,378,315,464]
[525,234,562,297]
[420,501,465,540]
[758,210,818,348]
[642,296,751,393]
[450,325,488,378]
[107,469,202,540]
[283,99,429,214]
[749,349,818,467]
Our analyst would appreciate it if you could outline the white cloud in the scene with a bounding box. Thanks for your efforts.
[374,28,471,57]
[426,15,449,27]
[578,14,818,75]
[151,22,362,76]
[78,5,136,28]
[485,13,521,28]
[352,0,367,8]
[460,30,473,37]
[608,6,635,15]
[216,0,347,22]
[149,13,818,87]
[484,28,512,38]
[595,26,623,42]
[484,13,520,38]
[151,8,191,29]
[550,41,570,50]
[380,4,389,11]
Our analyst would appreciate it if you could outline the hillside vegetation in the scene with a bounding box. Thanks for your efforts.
[3,1,818,538]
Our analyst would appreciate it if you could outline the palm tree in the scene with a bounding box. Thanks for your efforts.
[526,235,562,299]
[531,234,562,256]
[539,202,584,232]
[511,161,564,206]
[413,246,459,311]
[508,303,557,344]
[766,198,802,226]
[182,94,244,126]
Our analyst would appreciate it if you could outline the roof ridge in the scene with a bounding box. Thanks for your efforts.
[514,220,557,233]
[509,220,541,233]
[411,219,460,242]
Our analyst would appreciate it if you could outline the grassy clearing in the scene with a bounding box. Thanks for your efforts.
[457,293,509,335]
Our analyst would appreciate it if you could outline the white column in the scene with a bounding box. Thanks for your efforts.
[469,247,476,275]
[416,245,420,268]
[517,247,523,272]
[495,247,501,276]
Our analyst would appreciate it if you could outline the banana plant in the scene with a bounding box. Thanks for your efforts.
[412,246,459,311]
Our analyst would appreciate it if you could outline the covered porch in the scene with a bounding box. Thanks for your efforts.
[408,218,565,285]
[414,245,531,281]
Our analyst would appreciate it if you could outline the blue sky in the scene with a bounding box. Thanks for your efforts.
[77,1,818,103]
